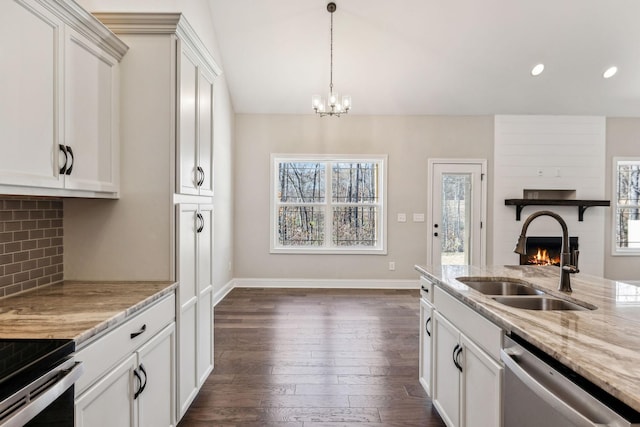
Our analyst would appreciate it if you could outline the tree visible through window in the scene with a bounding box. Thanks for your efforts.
[615,159,640,253]
[271,156,386,253]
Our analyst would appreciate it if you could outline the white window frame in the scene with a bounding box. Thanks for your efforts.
[612,157,640,256]
[270,154,387,254]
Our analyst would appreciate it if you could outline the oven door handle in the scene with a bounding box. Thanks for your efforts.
[501,348,607,427]
[2,361,84,427]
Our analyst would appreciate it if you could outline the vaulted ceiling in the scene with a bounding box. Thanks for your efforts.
[209,0,640,116]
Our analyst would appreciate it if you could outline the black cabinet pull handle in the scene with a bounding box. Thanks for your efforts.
[133,368,142,399]
[425,317,431,337]
[130,324,147,339]
[138,363,147,396]
[59,144,68,174]
[456,346,462,372]
[65,146,74,175]
[196,166,205,186]
[196,212,205,233]
[452,344,460,369]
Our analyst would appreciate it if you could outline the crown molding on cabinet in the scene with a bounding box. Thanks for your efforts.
[35,0,129,60]
[93,12,222,77]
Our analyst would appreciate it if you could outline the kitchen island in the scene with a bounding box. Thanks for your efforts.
[416,264,640,414]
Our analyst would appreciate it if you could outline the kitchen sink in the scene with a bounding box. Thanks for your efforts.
[457,277,545,296]
[491,296,595,311]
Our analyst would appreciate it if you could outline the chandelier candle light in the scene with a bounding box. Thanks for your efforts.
[312,2,351,117]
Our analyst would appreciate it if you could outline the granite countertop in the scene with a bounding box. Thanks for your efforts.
[0,281,177,346]
[416,264,640,413]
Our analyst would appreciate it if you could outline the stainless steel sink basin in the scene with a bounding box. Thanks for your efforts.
[491,296,594,311]
[457,277,545,296]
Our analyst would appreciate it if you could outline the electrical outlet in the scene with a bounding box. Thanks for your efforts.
[389,261,396,271]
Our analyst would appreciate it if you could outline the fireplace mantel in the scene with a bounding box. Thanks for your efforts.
[504,199,610,221]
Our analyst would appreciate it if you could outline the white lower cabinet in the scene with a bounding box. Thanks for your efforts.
[177,203,214,418]
[76,354,137,427]
[425,284,503,427]
[419,297,434,396]
[75,295,176,427]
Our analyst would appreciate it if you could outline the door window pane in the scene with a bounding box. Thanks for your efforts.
[441,174,472,265]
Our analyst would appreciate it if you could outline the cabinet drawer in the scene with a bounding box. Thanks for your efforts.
[434,286,502,361]
[420,276,434,303]
[75,294,175,395]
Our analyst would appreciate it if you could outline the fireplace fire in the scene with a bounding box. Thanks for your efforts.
[519,236,578,266]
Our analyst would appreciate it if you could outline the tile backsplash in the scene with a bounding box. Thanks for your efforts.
[0,198,63,298]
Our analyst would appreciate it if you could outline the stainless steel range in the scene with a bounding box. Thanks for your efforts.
[0,339,83,427]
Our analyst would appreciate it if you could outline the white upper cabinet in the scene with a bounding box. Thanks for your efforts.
[0,0,127,197]
[177,44,215,196]
[0,0,64,190]
[64,26,120,193]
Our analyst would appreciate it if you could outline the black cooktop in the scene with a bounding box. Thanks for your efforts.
[0,339,75,402]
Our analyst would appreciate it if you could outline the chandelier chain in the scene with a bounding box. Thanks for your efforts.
[329,9,333,93]
[312,2,350,117]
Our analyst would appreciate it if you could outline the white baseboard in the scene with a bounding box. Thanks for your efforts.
[213,279,235,307]
[233,278,419,290]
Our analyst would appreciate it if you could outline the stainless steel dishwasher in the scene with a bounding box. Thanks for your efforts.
[502,335,640,427]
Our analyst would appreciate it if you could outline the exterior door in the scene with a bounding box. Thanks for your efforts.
[429,160,486,267]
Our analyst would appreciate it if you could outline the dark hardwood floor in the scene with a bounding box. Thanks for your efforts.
[178,288,446,427]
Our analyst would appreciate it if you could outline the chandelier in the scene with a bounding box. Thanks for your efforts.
[312,2,351,117]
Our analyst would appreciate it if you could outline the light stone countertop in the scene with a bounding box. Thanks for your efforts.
[0,281,177,346]
[415,264,640,413]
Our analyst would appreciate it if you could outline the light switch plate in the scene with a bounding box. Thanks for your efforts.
[397,213,407,223]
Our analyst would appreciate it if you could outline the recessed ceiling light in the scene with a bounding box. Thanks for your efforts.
[531,63,545,76]
[603,66,618,79]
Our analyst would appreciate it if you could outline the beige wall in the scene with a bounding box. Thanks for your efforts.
[605,118,640,280]
[234,115,494,280]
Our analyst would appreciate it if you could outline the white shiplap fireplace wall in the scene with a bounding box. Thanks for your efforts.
[493,115,606,276]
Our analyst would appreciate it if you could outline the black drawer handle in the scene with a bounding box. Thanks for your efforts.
[130,324,147,339]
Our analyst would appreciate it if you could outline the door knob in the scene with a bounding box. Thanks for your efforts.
[434,232,439,237]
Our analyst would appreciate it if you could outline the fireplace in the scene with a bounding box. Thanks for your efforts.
[519,236,578,266]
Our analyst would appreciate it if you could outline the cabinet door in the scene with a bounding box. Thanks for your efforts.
[177,204,199,417]
[197,70,214,196]
[460,334,503,427]
[64,26,119,193]
[419,298,434,396]
[0,0,64,189]
[177,45,199,195]
[137,324,176,427]
[75,353,137,427]
[432,312,460,427]
[197,205,214,383]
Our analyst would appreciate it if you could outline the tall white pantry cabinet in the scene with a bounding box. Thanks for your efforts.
[67,12,221,422]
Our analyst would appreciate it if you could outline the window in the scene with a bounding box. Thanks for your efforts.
[614,158,640,255]
[271,154,387,254]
